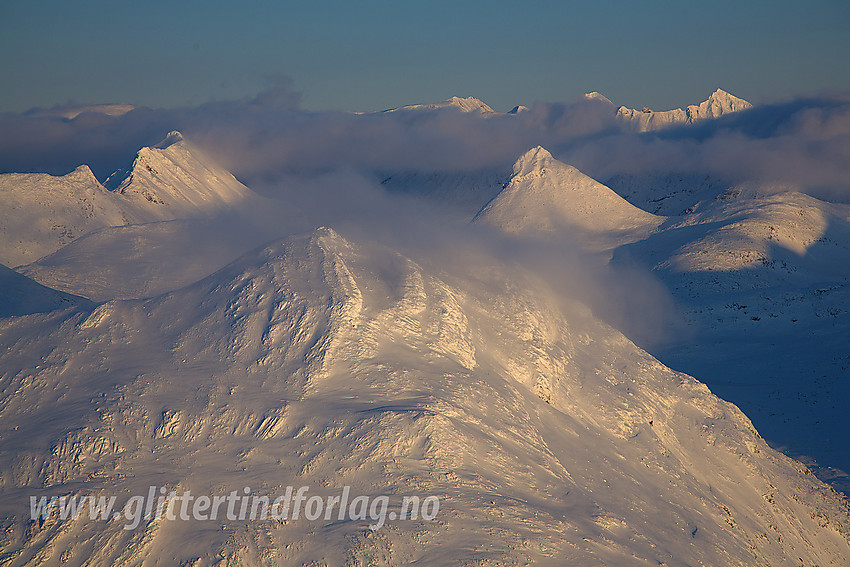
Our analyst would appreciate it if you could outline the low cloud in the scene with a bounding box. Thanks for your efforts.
[3,89,849,201]
[2,87,848,348]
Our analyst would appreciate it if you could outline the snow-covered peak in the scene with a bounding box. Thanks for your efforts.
[512,145,556,176]
[617,89,752,131]
[446,96,494,113]
[153,130,184,149]
[6,226,850,565]
[688,88,752,120]
[110,133,256,219]
[507,104,528,114]
[584,91,614,105]
[476,147,662,243]
[67,164,100,184]
[384,96,494,114]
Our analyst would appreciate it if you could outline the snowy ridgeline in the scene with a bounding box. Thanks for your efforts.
[1,108,850,564]
[379,90,751,131]
[0,131,262,267]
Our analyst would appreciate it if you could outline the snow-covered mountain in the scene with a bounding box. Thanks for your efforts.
[1,227,849,565]
[383,96,495,114]
[3,87,850,566]
[474,147,663,248]
[0,132,261,266]
[611,187,850,489]
[616,89,752,131]
[103,131,256,219]
[0,165,132,267]
[583,91,614,105]
[473,146,850,492]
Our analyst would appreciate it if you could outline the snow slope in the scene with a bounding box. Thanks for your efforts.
[1,228,848,566]
[0,166,131,267]
[604,172,733,216]
[104,131,256,220]
[474,146,850,494]
[0,132,261,266]
[612,188,850,490]
[17,219,274,302]
[474,147,663,248]
[616,89,752,132]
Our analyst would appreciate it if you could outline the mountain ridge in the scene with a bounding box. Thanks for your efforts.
[616,88,753,131]
[0,131,262,265]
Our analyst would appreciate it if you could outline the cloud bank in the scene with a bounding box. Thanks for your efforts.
[3,89,850,202]
[3,87,849,348]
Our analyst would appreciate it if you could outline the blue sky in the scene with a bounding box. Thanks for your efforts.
[2,0,849,113]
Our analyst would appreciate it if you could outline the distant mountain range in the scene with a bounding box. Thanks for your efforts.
[378,89,753,131]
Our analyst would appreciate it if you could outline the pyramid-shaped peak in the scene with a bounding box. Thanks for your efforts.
[476,148,662,238]
[704,89,750,106]
[709,88,736,100]
[512,146,560,176]
[68,164,100,184]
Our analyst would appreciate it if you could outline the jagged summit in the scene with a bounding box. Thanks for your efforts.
[108,131,254,218]
[617,89,752,131]
[0,132,261,265]
[691,88,752,119]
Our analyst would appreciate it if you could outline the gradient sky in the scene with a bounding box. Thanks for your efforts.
[2,0,849,114]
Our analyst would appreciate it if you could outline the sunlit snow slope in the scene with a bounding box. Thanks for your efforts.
[1,228,848,566]
[475,147,663,248]
[0,132,260,266]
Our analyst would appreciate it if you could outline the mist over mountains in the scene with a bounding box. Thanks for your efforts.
[3,89,850,202]
[2,89,850,565]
